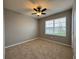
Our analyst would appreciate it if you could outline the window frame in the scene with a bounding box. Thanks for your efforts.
[44,16,67,37]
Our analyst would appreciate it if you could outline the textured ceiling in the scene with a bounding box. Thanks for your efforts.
[4,0,74,19]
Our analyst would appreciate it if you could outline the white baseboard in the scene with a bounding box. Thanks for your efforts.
[5,37,71,48]
[40,37,71,47]
[5,38,38,48]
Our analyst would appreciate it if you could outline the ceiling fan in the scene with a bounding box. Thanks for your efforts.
[32,6,47,16]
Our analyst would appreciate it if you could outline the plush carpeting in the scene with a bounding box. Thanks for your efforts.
[5,39,73,59]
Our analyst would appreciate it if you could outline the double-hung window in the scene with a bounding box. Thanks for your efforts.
[45,17,66,36]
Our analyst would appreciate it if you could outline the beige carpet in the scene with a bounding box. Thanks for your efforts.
[5,39,73,59]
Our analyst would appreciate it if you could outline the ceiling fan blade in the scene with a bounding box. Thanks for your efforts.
[41,8,47,12]
[33,8,38,11]
[42,13,46,15]
[32,13,37,15]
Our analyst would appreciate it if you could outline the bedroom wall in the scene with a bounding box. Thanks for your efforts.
[72,0,76,58]
[38,9,72,45]
[4,9,38,47]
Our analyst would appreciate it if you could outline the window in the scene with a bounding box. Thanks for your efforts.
[45,17,66,36]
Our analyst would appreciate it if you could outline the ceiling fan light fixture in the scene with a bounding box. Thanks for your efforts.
[32,6,47,16]
[37,12,41,16]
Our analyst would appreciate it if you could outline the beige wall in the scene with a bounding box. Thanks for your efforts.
[38,9,72,45]
[4,9,38,47]
[4,8,72,47]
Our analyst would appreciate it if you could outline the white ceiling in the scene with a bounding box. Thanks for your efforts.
[4,0,74,19]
